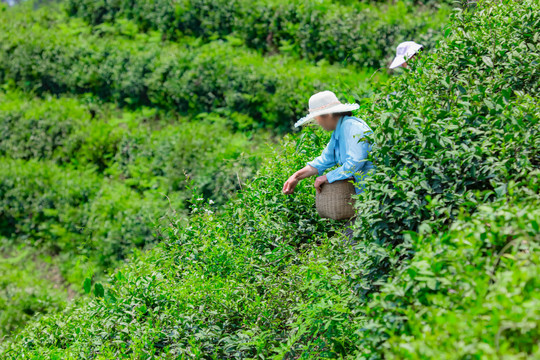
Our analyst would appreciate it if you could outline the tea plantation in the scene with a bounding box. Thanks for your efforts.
[0,0,538,358]
[0,0,438,340]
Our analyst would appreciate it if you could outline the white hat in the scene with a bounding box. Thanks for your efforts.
[294,90,359,128]
[389,41,424,69]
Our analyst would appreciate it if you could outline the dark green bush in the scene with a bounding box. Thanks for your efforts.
[0,158,167,284]
[65,0,451,69]
[0,5,377,132]
[352,0,540,247]
[0,88,263,206]
[354,178,540,357]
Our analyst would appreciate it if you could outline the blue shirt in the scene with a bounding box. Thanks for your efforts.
[307,115,375,194]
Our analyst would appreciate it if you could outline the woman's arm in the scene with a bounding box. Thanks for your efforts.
[283,136,339,195]
[282,165,319,194]
[306,138,337,175]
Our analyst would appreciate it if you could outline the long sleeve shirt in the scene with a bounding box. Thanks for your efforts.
[306,115,375,194]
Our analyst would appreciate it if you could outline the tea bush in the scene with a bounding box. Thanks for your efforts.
[0,155,168,339]
[0,86,263,340]
[0,88,264,206]
[2,135,538,358]
[2,157,538,358]
[0,158,168,285]
[0,83,265,339]
[65,0,451,68]
[0,247,70,341]
[352,0,540,246]
[354,179,540,358]
[0,3,378,132]
[0,127,348,357]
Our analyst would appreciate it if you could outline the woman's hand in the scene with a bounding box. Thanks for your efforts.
[282,166,319,195]
[282,174,299,194]
[314,175,328,194]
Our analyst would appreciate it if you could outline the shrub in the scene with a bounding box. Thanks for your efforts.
[65,0,451,68]
[0,158,167,285]
[352,0,540,247]
[0,4,378,132]
[0,127,346,357]
[0,88,263,206]
[355,180,540,357]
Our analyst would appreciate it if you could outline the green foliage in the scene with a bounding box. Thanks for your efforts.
[0,158,166,285]
[65,0,451,68]
[0,247,70,341]
[353,0,540,246]
[0,129,348,358]
[0,84,265,340]
[0,4,379,132]
[357,183,540,358]
[2,129,538,359]
[0,88,263,206]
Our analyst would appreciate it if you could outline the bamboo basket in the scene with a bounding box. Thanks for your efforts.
[316,178,356,220]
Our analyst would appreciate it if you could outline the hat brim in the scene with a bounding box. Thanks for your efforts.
[389,56,406,69]
[294,103,360,128]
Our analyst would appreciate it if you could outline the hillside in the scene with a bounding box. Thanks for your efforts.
[0,0,451,343]
[1,0,538,358]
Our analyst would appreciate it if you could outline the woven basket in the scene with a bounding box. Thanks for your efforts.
[316,178,356,220]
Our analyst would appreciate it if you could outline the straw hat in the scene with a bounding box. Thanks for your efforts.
[294,90,359,128]
[389,41,424,69]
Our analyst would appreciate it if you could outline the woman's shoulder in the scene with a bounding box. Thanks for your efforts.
[343,115,366,124]
[343,115,372,132]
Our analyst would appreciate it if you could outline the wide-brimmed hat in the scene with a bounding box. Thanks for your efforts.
[389,41,424,69]
[294,90,359,128]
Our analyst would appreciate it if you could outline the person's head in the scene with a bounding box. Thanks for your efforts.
[389,41,423,70]
[315,111,353,131]
[399,53,419,68]
[294,91,359,130]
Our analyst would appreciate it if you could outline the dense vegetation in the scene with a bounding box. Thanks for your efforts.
[0,4,380,132]
[0,89,262,204]
[0,80,271,335]
[1,0,538,357]
[65,0,451,69]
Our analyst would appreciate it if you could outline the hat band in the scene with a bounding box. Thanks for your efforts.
[308,101,341,113]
